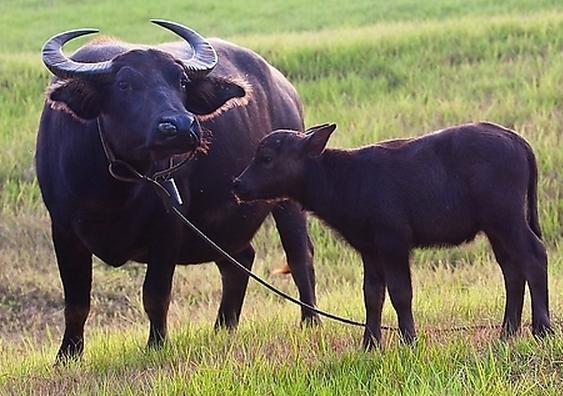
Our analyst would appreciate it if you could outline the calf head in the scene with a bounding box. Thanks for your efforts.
[234,123,336,201]
[43,20,246,163]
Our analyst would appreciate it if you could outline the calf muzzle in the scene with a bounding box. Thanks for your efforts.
[232,177,252,201]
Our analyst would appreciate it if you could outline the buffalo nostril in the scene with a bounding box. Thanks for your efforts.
[158,121,177,136]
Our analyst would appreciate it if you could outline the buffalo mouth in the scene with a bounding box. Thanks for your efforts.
[148,121,203,160]
[148,142,199,162]
[152,135,198,153]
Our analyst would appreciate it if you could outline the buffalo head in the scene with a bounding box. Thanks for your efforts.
[42,20,247,163]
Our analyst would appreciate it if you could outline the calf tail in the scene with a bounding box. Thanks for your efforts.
[525,143,543,240]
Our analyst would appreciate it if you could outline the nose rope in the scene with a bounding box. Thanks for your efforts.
[96,117,194,183]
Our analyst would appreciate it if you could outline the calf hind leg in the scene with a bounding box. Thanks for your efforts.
[526,234,552,337]
[214,245,255,329]
[488,234,526,337]
[487,223,552,337]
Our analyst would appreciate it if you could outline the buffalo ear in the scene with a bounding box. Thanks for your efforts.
[302,123,337,157]
[185,76,249,119]
[48,79,103,120]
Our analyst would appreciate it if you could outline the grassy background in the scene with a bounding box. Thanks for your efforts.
[0,0,562,394]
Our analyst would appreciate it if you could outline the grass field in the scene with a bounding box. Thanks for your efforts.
[0,0,562,394]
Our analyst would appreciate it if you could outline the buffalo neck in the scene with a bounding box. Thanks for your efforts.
[54,117,166,213]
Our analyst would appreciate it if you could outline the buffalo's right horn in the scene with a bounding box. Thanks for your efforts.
[42,29,114,80]
[151,19,218,78]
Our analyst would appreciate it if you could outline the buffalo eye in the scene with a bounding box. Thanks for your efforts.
[117,80,131,91]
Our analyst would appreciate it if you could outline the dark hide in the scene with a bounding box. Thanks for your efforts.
[37,38,318,362]
[235,121,552,348]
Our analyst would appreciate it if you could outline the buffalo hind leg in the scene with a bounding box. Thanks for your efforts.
[143,262,176,348]
[52,224,93,362]
[361,252,386,350]
[272,202,319,324]
[215,245,255,329]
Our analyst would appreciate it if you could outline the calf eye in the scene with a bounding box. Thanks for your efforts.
[259,156,272,165]
[180,76,189,89]
[117,80,131,91]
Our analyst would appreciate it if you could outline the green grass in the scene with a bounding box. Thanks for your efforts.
[1,0,561,53]
[1,1,562,394]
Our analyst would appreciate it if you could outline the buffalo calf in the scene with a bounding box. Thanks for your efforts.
[234,122,552,348]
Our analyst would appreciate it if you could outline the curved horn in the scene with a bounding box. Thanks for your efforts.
[42,29,114,80]
[151,19,217,77]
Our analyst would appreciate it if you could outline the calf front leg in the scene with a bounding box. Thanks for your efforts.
[272,201,319,324]
[143,261,176,348]
[378,238,416,343]
[361,252,386,350]
[52,224,92,362]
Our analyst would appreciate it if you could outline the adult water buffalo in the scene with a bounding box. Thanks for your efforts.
[37,20,318,362]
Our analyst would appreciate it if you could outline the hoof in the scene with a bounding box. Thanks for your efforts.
[532,323,555,339]
[214,317,239,332]
[400,331,417,345]
[301,314,321,327]
[362,328,381,351]
[361,337,380,351]
[146,331,167,350]
[55,338,84,365]
[500,323,520,340]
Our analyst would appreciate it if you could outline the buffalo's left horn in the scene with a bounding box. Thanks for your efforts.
[42,29,114,80]
[151,19,218,78]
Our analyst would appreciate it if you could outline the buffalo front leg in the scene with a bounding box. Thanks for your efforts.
[143,262,176,348]
[215,246,255,329]
[52,224,93,362]
[361,252,386,350]
[272,202,319,323]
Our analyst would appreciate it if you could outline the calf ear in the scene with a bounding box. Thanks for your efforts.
[302,123,337,157]
[185,76,248,119]
[48,79,103,120]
